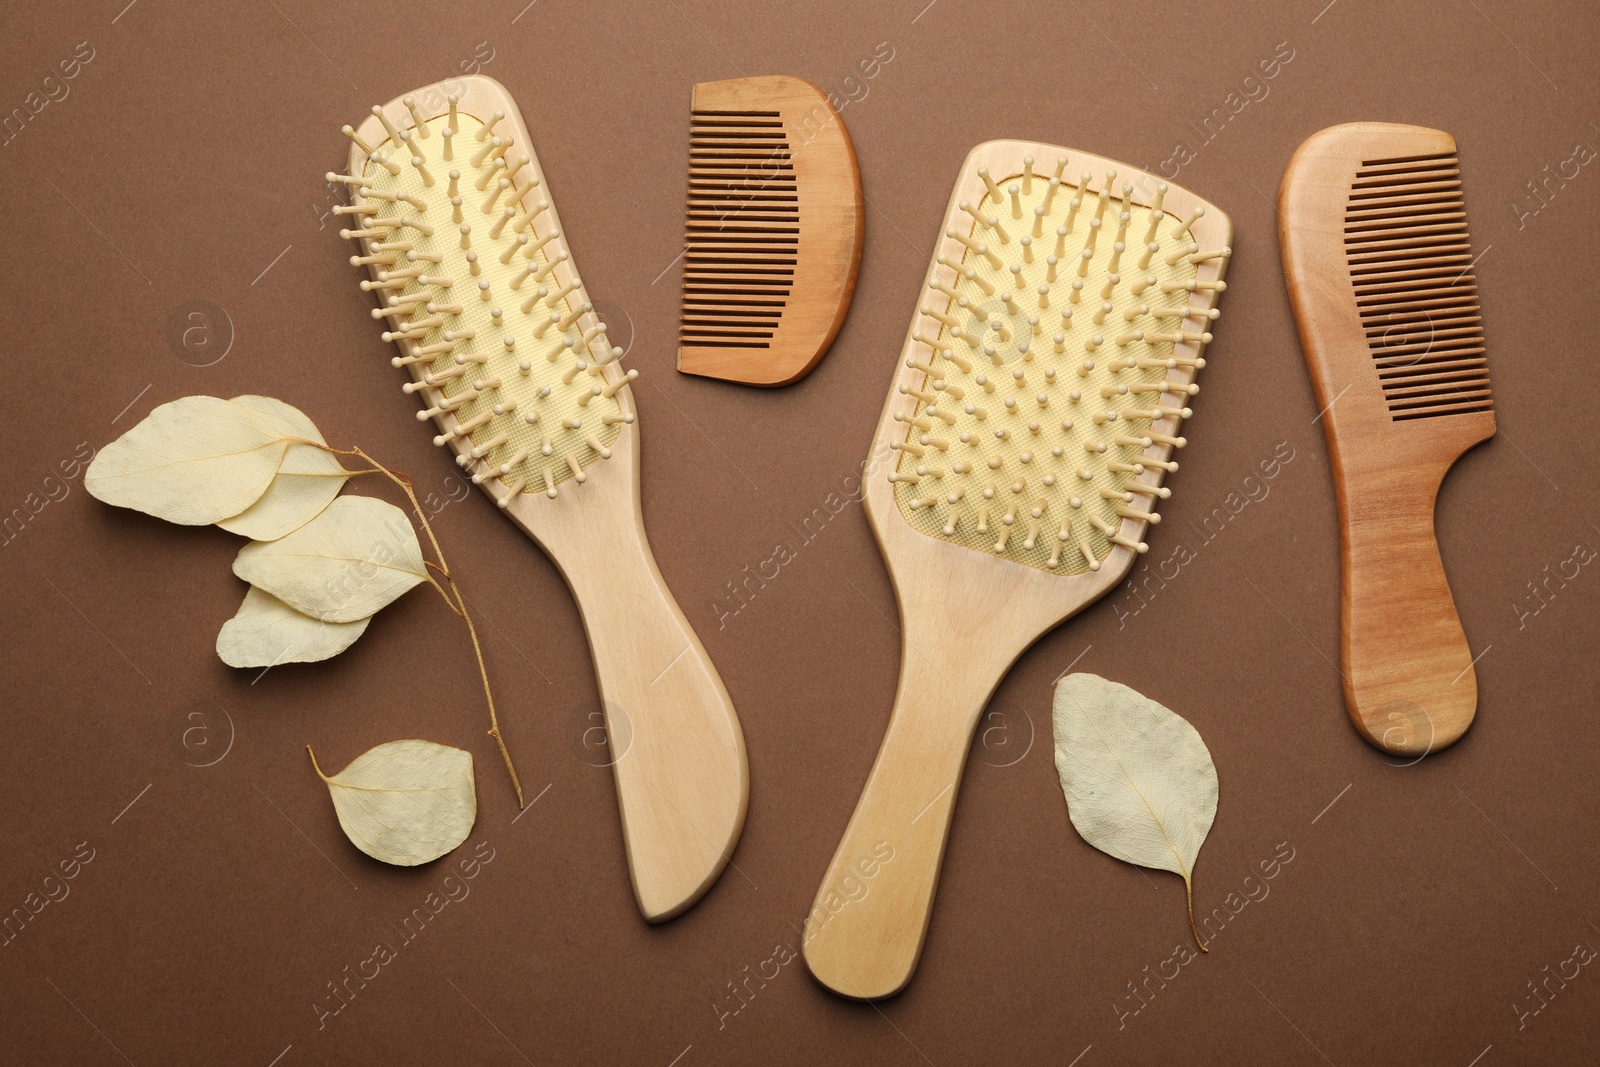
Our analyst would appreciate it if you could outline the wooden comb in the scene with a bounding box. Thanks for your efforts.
[336,76,748,921]
[675,75,863,387]
[802,142,1231,998]
[1279,122,1494,757]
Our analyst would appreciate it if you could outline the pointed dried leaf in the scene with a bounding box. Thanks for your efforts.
[217,397,349,541]
[227,395,327,443]
[1053,673,1218,943]
[85,396,290,524]
[311,740,476,866]
[232,496,426,623]
[216,586,371,668]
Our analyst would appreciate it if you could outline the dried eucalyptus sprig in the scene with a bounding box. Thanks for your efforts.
[86,394,526,861]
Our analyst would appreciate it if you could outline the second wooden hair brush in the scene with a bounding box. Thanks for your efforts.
[804,143,1230,998]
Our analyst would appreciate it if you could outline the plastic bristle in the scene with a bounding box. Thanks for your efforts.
[893,166,1225,574]
[344,104,627,496]
[1343,153,1491,421]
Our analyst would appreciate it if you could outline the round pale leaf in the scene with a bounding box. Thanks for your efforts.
[232,496,426,623]
[1053,673,1218,939]
[216,586,371,668]
[85,396,290,524]
[217,398,349,540]
[311,740,476,866]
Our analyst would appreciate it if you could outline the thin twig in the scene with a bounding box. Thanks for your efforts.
[324,445,526,808]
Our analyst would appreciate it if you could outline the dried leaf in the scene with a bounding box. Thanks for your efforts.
[309,740,476,866]
[216,586,370,668]
[85,396,290,524]
[1052,673,1219,949]
[216,397,349,541]
[232,496,427,623]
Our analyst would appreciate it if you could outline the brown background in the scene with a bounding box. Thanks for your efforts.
[2,0,1597,1063]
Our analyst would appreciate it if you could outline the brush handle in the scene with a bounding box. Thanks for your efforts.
[1339,463,1477,755]
[562,531,748,922]
[803,627,997,999]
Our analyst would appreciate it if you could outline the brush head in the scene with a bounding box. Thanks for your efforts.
[676,75,864,387]
[1280,123,1494,446]
[340,77,637,506]
[879,142,1230,575]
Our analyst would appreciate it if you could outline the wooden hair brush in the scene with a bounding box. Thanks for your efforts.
[676,75,863,387]
[803,143,1231,998]
[1279,122,1493,757]
[335,76,748,922]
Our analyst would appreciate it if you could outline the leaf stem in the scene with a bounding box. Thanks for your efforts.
[306,744,331,782]
[325,445,526,809]
[1185,876,1209,953]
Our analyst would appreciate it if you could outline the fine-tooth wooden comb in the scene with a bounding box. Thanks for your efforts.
[803,142,1231,998]
[336,76,748,922]
[1279,122,1494,757]
[676,75,863,387]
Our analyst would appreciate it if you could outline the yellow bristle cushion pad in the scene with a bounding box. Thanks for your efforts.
[893,169,1214,574]
[360,112,622,494]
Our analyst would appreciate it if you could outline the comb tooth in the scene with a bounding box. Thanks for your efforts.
[371,104,404,149]
[1169,206,1204,243]
[471,136,502,168]
[509,162,534,197]
[483,179,509,214]
[476,110,504,142]
[1163,241,1198,266]
[488,206,514,239]
[517,195,548,233]
[680,104,803,355]
[399,128,425,168]
[524,229,560,259]
[477,157,508,193]
[1075,525,1100,571]
[533,252,568,284]
[494,478,525,507]
[471,433,509,459]
[333,200,378,219]
[547,275,579,303]
[402,96,430,137]
[341,125,374,154]
[557,303,590,331]
[1094,174,1113,224]
[1341,153,1489,420]
[978,167,1004,204]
